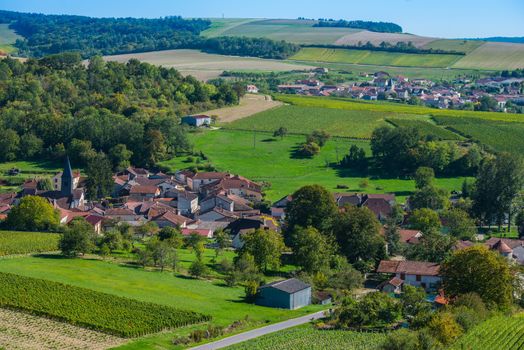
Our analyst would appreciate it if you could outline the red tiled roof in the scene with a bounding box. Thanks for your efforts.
[193,172,228,180]
[181,228,211,237]
[399,229,422,244]
[130,185,159,195]
[85,215,103,226]
[377,260,440,276]
[154,211,190,226]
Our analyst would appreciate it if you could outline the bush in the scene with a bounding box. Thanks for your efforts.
[427,312,463,345]
[338,292,401,328]
[381,329,419,350]
[189,260,207,278]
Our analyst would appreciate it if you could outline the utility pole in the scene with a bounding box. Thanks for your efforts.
[253,128,256,149]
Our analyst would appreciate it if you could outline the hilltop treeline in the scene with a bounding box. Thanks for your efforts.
[314,19,402,33]
[202,37,301,59]
[0,10,211,57]
[0,53,244,167]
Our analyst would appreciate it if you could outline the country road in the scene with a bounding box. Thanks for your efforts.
[188,310,327,350]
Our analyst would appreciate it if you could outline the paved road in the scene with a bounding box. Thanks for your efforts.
[188,310,327,350]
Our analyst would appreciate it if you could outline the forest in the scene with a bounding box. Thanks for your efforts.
[314,19,403,33]
[0,53,244,167]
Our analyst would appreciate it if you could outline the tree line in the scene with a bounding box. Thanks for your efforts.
[305,41,466,55]
[314,19,403,33]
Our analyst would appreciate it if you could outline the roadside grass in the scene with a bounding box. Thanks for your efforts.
[0,255,323,349]
[160,129,469,202]
[290,48,463,68]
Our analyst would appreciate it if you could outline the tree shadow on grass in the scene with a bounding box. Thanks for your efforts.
[261,138,278,143]
[289,144,312,160]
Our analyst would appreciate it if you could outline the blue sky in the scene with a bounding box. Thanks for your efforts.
[0,0,522,38]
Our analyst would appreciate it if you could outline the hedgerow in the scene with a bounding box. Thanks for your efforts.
[0,272,210,337]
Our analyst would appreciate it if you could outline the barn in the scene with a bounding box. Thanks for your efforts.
[181,115,211,127]
[255,278,311,310]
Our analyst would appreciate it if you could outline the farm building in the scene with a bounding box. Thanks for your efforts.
[255,278,311,310]
[181,115,212,127]
[246,85,259,93]
[377,260,441,292]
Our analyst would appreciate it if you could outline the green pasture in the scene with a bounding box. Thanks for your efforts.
[422,39,485,54]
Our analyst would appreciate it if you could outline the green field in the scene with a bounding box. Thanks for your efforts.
[386,118,462,140]
[0,23,21,54]
[0,160,62,174]
[0,231,60,256]
[291,48,463,68]
[226,324,387,349]
[0,255,322,349]
[207,19,361,45]
[452,42,524,70]
[201,18,258,38]
[451,314,524,350]
[422,39,485,54]
[434,116,524,154]
[160,129,468,202]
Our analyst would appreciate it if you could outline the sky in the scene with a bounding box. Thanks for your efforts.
[0,0,522,38]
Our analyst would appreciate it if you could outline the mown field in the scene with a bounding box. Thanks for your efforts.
[452,42,524,70]
[209,19,361,45]
[0,231,60,256]
[290,48,463,68]
[451,313,524,350]
[0,271,209,337]
[226,324,387,350]
[161,129,468,202]
[334,30,434,48]
[422,39,485,54]
[0,255,322,349]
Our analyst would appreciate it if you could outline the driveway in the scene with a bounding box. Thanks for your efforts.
[188,310,327,350]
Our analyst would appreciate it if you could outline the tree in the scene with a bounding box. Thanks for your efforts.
[285,185,338,240]
[85,152,114,199]
[273,126,288,140]
[410,185,450,211]
[158,227,184,248]
[214,230,231,258]
[427,312,463,345]
[400,285,432,326]
[409,208,441,233]
[306,130,330,147]
[441,246,513,309]
[147,238,177,272]
[108,143,133,171]
[414,167,435,189]
[380,329,420,350]
[517,210,524,238]
[240,229,285,272]
[327,258,364,291]
[189,260,207,278]
[0,128,20,162]
[136,221,159,238]
[99,229,123,253]
[338,292,401,328]
[144,129,167,166]
[185,233,207,261]
[299,142,320,157]
[384,219,401,255]
[18,133,43,159]
[333,206,386,267]
[290,226,335,273]
[406,229,455,263]
[67,139,96,166]
[341,144,367,171]
[59,217,96,257]
[5,196,59,232]
[443,208,477,240]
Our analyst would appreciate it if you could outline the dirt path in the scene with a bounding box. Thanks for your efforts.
[204,94,283,123]
[0,308,126,350]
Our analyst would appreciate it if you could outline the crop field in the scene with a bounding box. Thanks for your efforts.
[0,23,21,54]
[223,105,424,138]
[103,49,312,81]
[386,118,462,140]
[0,308,125,350]
[201,18,258,38]
[422,39,485,54]
[212,19,361,45]
[0,271,209,337]
[451,314,524,350]
[226,324,387,350]
[274,95,524,123]
[434,116,524,154]
[161,129,468,202]
[0,256,322,349]
[204,94,283,123]
[290,48,463,68]
[0,231,60,256]
[452,42,524,70]
[334,30,434,48]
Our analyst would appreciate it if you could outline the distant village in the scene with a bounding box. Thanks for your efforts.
[276,68,524,112]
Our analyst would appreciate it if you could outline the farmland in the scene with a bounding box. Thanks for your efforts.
[452,42,524,70]
[0,271,210,337]
[0,308,124,350]
[0,23,21,54]
[451,314,524,350]
[422,39,485,54]
[203,94,283,123]
[290,48,463,68]
[334,30,434,48]
[225,324,387,350]
[386,118,463,140]
[0,231,60,256]
[103,49,312,81]
[160,129,469,202]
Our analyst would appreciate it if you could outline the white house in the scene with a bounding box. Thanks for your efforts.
[246,85,259,94]
[377,260,441,292]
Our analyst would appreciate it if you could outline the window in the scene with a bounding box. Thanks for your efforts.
[400,273,405,280]
[416,275,421,282]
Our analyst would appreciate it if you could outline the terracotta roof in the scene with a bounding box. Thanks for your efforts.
[495,240,513,254]
[387,277,404,287]
[181,228,212,237]
[377,260,440,276]
[193,172,228,180]
[485,238,524,250]
[363,198,393,217]
[85,214,103,226]
[154,211,190,226]
[399,229,422,244]
[105,208,135,216]
[130,185,159,195]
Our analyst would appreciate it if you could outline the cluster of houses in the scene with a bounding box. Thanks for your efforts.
[277,71,524,112]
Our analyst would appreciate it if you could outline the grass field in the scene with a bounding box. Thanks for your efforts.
[225,324,387,349]
[223,105,424,138]
[452,42,524,70]
[450,313,524,350]
[103,49,312,81]
[201,18,258,38]
[0,23,21,54]
[0,231,60,256]
[160,129,469,202]
[274,95,524,123]
[290,48,463,68]
[0,160,61,174]
[0,255,322,349]
[204,94,283,123]
[386,118,462,140]
[211,19,361,45]
[422,39,485,54]
[335,30,434,48]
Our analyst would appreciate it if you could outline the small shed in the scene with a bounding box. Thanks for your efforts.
[255,278,311,310]
[181,115,211,127]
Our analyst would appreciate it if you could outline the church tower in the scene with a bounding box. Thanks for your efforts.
[61,157,74,196]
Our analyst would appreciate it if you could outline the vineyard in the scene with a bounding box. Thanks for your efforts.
[0,272,210,337]
[225,324,387,350]
[386,118,462,140]
[0,231,60,256]
[450,314,524,350]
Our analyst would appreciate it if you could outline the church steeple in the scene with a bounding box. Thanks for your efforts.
[61,156,74,196]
